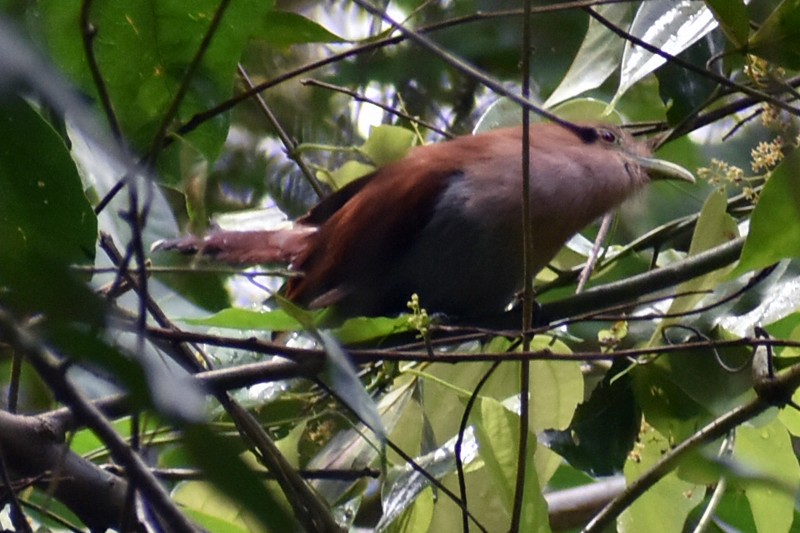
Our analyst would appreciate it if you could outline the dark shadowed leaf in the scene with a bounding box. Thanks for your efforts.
[705,0,750,47]
[542,364,640,476]
[182,425,295,531]
[748,0,800,69]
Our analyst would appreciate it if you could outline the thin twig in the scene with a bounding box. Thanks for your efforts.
[238,64,326,198]
[80,0,122,141]
[457,361,500,533]
[301,78,452,138]
[512,0,534,529]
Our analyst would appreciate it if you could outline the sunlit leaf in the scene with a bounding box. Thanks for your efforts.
[612,1,718,106]
[360,124,417,166]
[544,3,631,108]
[259,11,346,46]
[659,189,738,326]
[174,481,256,533]
[734,420,800,533]
[551,98,623,124]
[383,487,434,533]
[185,307,306,330]
[472,397,550,531]
[619,424,703,532]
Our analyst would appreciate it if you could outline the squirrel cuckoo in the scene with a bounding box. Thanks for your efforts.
[158,123,694,318]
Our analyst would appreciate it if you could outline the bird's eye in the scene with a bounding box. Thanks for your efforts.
[598,128,618,144]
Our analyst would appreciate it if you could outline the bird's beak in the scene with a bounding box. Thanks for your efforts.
[631,154,695,183]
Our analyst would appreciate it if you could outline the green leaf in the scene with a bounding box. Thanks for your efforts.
[734,420,800,533]
[660,189,738,325]
[36,1,274,165]
[321,160,376,189]
[619,425,703,533]
[259,11,346,46]
[748,0,800,69]
[0,97,100,323]
[385,487,434,533]
[732,150,800,276]
[704,0,749,48]
[185,307,413,344]
[612,1,718,106]
[184,307,306,331]
[0,97,96,266]
[333,315,413,344]
[472,397,550,532]
[544,2,631,108]
[181,425,294,532]
[529,358,583,483]
[543,364,640,476]
[360,125,417,167]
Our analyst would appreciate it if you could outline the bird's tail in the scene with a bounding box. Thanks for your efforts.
[153,227,315,265]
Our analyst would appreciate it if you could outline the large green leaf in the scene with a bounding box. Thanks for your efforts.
[544,3,631,108]
[259,11,346,47]
[0,96,99,323]
[472,396,550,532]
[0,96,95,265]
[734,420,800,533]
[36,1,274,166]
[732,150,800,276]
[705,0,750,47]
[543,363,640,476]
[748,0,800,69]
[619,425,703,533]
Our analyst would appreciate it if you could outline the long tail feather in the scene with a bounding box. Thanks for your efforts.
[153,227,315,265]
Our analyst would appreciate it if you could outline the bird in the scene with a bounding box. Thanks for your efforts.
[157,122,694,320]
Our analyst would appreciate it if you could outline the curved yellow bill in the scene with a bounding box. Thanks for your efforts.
[632,154,695,183]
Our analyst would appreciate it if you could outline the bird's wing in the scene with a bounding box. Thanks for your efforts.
[285,159,459,313]
[298,169,381,225]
